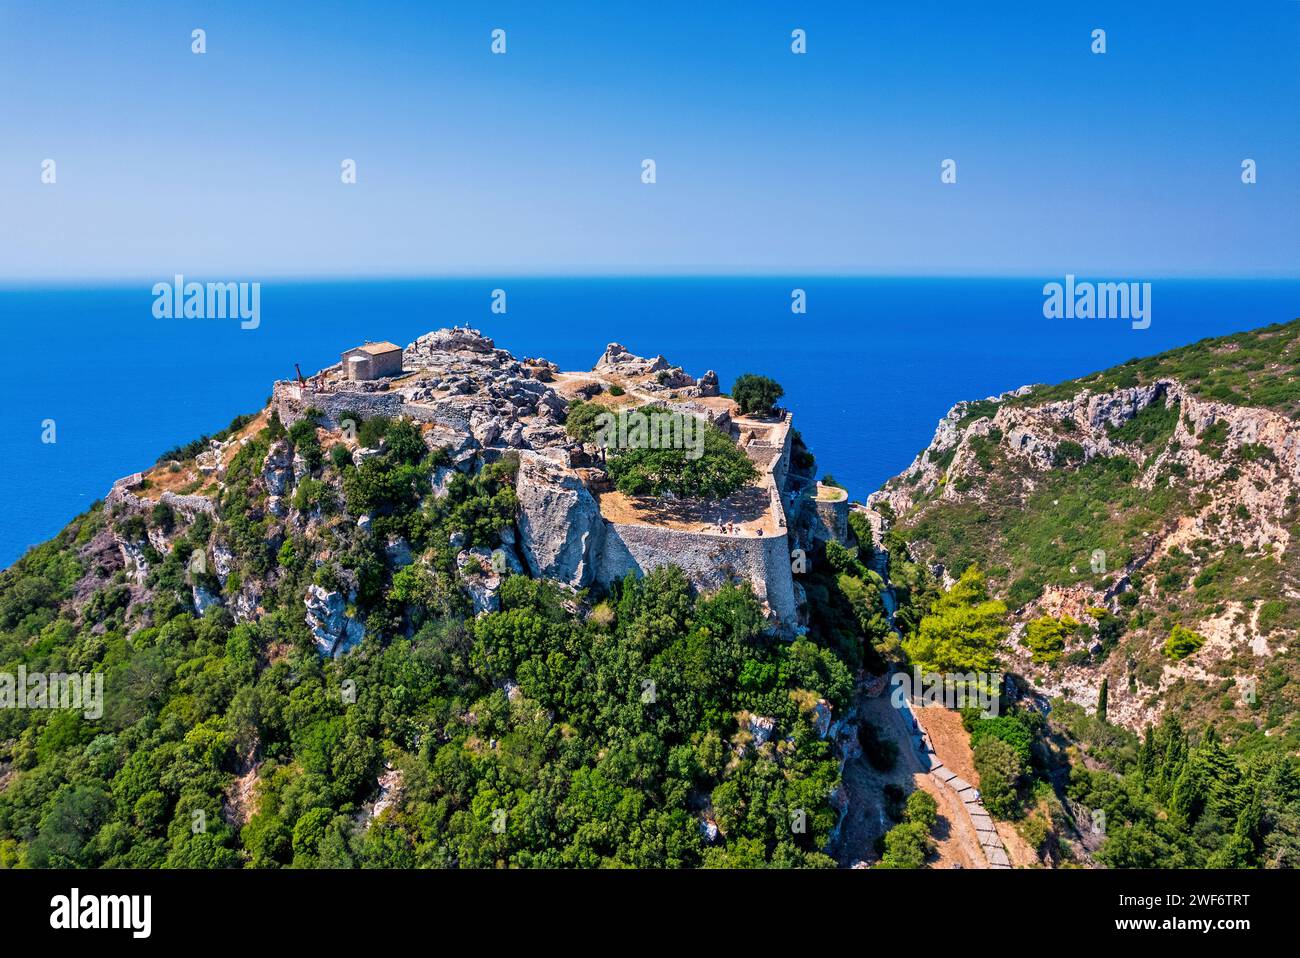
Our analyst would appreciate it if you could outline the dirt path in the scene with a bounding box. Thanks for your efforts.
[915,706,979,784]
[877,697,989,868]
[835,694,987,869]
[997,820,1041,868]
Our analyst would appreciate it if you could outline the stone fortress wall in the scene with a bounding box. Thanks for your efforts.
[597,522,799,628]
[593,409,803,633]
[801,483,849,546]
[101,329,855,653]
[264,331,838,636]
[106,474,217,519]
[272,379,472,433]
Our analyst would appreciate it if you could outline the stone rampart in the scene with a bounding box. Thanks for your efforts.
[597,522,798,632]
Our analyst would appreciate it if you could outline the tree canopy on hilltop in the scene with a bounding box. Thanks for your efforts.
[731,374,784,417]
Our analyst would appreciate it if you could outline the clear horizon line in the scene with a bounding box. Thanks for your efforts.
[3,267,1299,287]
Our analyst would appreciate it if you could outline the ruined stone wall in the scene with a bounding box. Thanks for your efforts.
[596,522,798,633]
[771,414,793,491]
[273,381,406,429]
[105,478,217,520]
[272,381,468,432]
[811,495,849,544]
[587,410,801,632]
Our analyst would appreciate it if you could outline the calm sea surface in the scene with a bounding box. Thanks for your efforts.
[2,276,1296,566]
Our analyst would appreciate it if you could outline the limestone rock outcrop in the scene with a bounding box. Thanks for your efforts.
[457,548,504,615]
[595,343,670,377]
[873,369,1300,733]
[515,453,606,588]
[305,584,366,657]
[262,440,294,496]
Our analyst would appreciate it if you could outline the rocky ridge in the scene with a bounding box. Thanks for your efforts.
[872,364,1300,733]
[99,328,812,659]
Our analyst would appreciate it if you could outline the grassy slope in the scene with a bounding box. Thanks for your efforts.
[1009,319,1300,415]
[886,318,1300,735]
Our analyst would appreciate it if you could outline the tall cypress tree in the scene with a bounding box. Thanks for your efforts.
[1139,724,1157,781]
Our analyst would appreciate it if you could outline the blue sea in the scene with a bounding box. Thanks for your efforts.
[2,277,1297,568]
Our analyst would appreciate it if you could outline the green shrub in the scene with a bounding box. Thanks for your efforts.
[150,502,175,533]
[970,715,1033,765]
[563,399,605,443]
[1163,624,1206,660]
[877,790,940,868]
[973,735,1023,818]
[1007,575,1044,608]
[1197,420,1229,458]
[904,790,938,831]
[1258,600,1290,634]
[288,418,323,472]
[1052,440,1086,467]
[1238,443,1275,463]
[605,411,757,499]
[877,821,929,868]
[341,413,393,450]
[1108,399,1179,447]
[1022,614,1077,665]
[329,444,353,471]
[731,373,784,416]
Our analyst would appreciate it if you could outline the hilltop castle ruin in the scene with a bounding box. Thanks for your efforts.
[266,327,846,633]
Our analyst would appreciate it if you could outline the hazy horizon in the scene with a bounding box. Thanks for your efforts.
[5,270,1300,289]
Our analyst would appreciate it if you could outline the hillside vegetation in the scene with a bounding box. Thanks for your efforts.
[0,403,851,869]
[1009,320,1300,415]
[866,319,1300,866]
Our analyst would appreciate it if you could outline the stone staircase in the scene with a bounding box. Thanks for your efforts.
[927,761,1011,868]
[900,699,1012,869]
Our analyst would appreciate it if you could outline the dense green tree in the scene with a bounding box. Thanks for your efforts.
[877,789,940,869]
[973,736,1023,819]
[1164,624,1206,660]
[903,566,1007,675]
[604,412,757,499]
[730,374,784,416]
[1022,614,1077,664]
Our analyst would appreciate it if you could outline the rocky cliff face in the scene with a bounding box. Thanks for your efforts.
[876,380,1298,545]
[873,322,1300,733]
[88,328,809,662]
[515,451,606,587]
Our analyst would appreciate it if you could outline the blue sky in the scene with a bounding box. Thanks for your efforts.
[2,0,1297,279]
